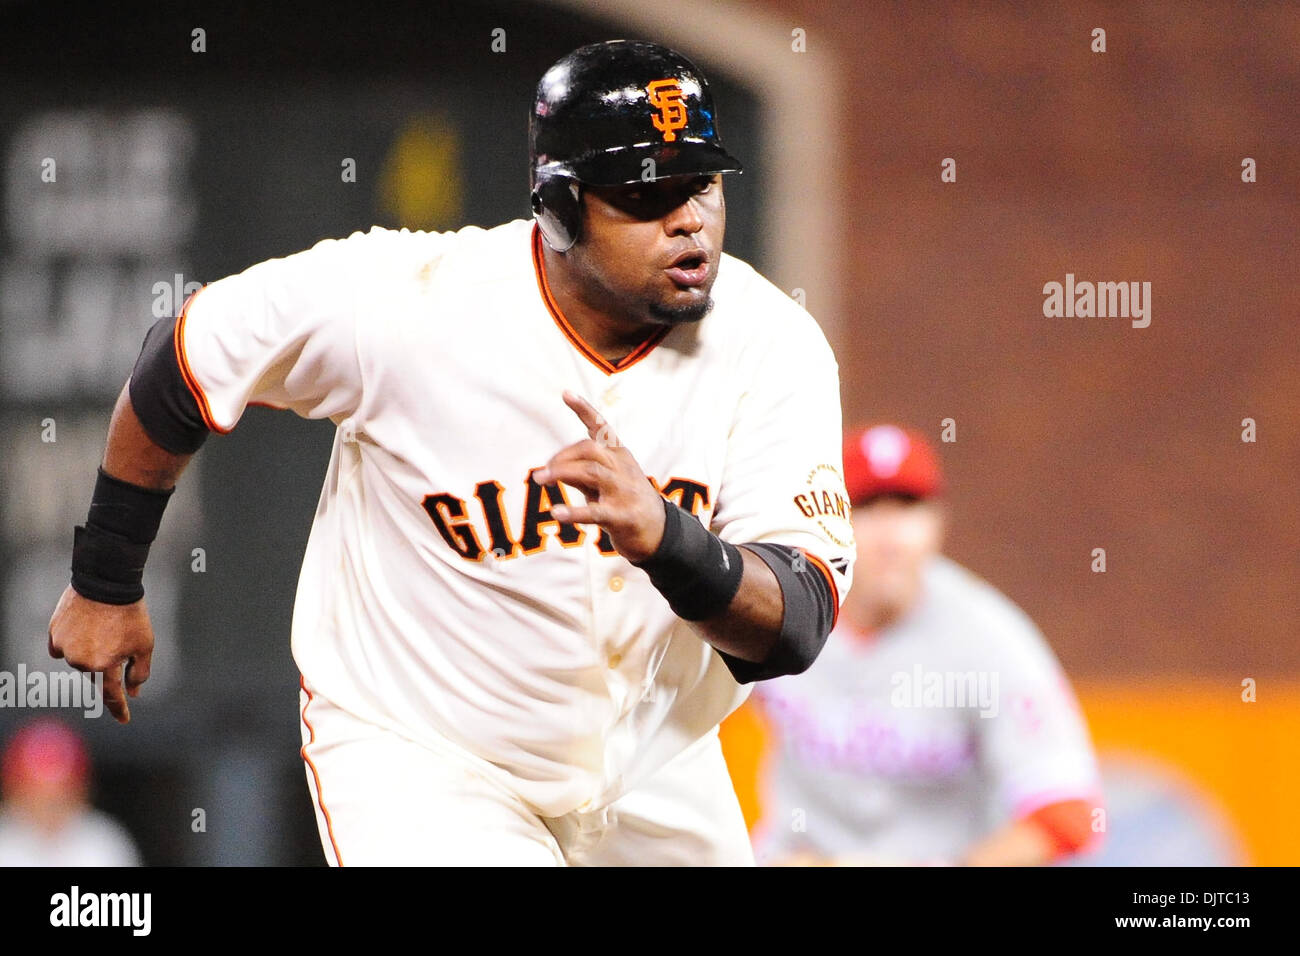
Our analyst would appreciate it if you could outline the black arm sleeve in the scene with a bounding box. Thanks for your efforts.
[127,315,211,454]
[715,543,838,684]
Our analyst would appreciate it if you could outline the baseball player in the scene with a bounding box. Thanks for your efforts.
[752,425,1101,866]
[45,40,855,866]
[0,719,141,867]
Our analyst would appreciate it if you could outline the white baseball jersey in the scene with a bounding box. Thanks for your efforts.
[173,218,854,819]
[754,555,1100,863]
[0,808,141,867]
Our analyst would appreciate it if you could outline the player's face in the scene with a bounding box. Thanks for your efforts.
[574,174,725,326]
[847,497,944,627]
[4,770,88,831]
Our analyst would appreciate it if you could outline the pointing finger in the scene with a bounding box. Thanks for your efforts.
[562,390,620,447]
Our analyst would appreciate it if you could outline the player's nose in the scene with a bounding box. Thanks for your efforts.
[662,196,705,237]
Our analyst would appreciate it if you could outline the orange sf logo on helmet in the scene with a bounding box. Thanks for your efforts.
[646,79,688,142]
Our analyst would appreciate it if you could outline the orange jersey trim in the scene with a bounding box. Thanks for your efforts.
[530,224,669,376]
[803,551,840,630]
[299,676,345,867]
[172,287,230,434]
[1024,798,1095,858]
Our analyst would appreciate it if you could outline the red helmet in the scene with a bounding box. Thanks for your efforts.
[842,424,943,506]
[1,719,89,790]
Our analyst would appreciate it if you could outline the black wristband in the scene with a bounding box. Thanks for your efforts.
[71,525,152,604]
[69,467,174,605]
[632,498,745,621]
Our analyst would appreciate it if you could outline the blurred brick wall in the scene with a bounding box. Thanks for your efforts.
[754,1,1299,676]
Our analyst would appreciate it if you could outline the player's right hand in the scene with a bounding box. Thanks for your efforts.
[47,584,155,724]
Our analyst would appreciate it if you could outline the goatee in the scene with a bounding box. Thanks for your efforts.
[648,296,714,325]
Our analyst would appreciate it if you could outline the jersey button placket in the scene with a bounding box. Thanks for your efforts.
[594,384,625,678]
[596,564,631,712]
[604,573,626,669]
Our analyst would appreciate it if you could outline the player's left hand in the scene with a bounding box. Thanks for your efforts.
[534,390,666,564]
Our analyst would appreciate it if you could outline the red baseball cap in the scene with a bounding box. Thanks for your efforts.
[843,424,943,505]
[1,719,90,790]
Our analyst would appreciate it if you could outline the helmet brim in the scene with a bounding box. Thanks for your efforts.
[545,140,743,187]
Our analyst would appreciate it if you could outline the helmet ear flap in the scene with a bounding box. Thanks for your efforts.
[532,175,581,252]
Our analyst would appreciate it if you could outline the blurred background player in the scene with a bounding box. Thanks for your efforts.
[0,718,140,866]
[752,425,1102,866]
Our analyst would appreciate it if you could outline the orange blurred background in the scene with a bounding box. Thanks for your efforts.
[724,679,1300,865]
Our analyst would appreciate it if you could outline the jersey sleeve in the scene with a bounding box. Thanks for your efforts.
[174,230,380,433]
[710,310,855,612]
[974,612,1102,820]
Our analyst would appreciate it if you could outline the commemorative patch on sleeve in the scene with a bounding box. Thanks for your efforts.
[793,464,853,548]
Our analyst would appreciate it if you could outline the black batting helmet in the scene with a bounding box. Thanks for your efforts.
[529,40,744,252]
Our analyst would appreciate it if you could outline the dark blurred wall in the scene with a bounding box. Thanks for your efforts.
[0,0,766,864]
[765,0,1298,675]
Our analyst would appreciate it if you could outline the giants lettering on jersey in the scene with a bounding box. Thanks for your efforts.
[792,463,853,549]
[422,471,711,562]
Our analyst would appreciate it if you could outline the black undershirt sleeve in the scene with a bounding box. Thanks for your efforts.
[127,315,211,455]
[715,542,838,684]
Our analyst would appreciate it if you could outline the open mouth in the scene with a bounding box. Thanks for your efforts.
[665,253,709,287]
